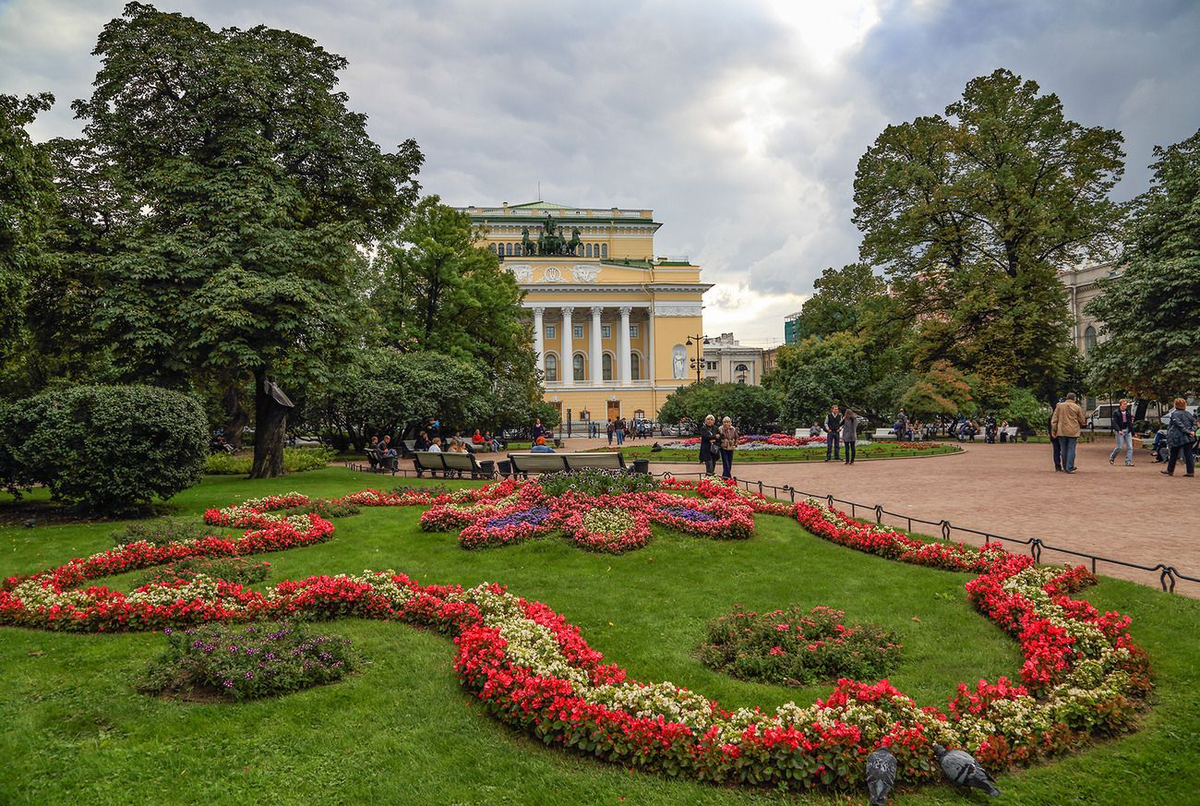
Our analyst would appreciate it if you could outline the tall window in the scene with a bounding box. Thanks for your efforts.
[601,243,608,258]
[573,353,585,381]
[602,353,613,381]
[601,324,611,339]
[593,243,600,257]
[630,352,640,380]
[507,243,514,256]
[585,243,592,257]
[489,243,496,254]
[544,354,557,381]
[630,324,639,339]
[546,325,556,339]
[573,325,583,339]
[1084,325,1098,354]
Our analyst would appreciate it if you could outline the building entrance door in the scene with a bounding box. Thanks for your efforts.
[606,400,620,422]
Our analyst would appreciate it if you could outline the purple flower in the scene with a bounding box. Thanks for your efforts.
[223,679,234,688]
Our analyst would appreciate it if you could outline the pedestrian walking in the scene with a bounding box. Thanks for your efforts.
[841,408,859,465]
[1109,398,1136,467]
[1161,398,1197,477]
[1050,393,1088,474]
[1048,408,1062,470]
[698,414,720,476]
[606,419,614,446]
[719,416,738,479]
[824,405,843,462]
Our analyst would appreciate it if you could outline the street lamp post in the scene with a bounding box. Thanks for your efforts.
[685,334,708,385]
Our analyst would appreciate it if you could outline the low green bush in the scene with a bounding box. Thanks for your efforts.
[538,468,661,497]
[699,604,901,686]
[138,556,270,587]
[205,447,336,475]
[139,621,362,701]
[112,517,213,547]
[388,483,454,497]
[280,497,360,519]
[0,385,208,513]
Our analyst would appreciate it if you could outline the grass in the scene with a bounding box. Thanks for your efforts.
[1,467,1198,805]
[589,442,962,463]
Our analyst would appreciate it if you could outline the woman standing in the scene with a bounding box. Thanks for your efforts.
[1162,398,1197,477]
[698,414,720,476]
[841,408,859,465]
[719,416,739,479]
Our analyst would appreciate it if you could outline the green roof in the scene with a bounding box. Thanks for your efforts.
[508,200,574,210]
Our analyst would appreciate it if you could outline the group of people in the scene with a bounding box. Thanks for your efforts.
[601,417,648,445]
[697,415,740,478]
[819,404,862,465]
[1050,394,1196,477]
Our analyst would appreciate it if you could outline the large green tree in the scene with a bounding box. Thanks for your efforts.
[658,381,780,432]
[57,3,422,476]
[1086,128,1200,400]
[853,68,1126,390]
[764,333,872,427]
[792,263,887,341]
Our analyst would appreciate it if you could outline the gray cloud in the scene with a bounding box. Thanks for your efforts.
[2,0,1197,342]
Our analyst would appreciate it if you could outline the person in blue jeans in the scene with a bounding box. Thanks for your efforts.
[1162,397,1197,477]
[824,405,843,462]
[1109,398,1135,466]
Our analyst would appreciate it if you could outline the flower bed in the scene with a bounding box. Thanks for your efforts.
[0,478,1153,797]
[699,604,902,686]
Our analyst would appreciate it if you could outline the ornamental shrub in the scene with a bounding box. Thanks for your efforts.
[139,621,361,701]
[699,604,902,686]
[538,468,660,497]
[112,517,214,547]
[138,556,270,588]
[204,446,334,475]
[280,497,360,519]
[0,385,207,513]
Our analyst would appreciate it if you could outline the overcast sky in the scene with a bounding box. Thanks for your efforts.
[3,0,1198,344]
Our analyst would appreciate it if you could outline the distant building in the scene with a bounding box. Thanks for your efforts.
[702,333,764,385]
[762,345,782,376]
[1059,262,1121,357]
[783,311,802,344]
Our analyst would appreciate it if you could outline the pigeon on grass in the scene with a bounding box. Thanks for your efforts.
[933,743,1001,796]
[865,746,897,806]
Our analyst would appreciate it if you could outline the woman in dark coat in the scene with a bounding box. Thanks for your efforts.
[698,414,719,475]
[1162,397,1197,477]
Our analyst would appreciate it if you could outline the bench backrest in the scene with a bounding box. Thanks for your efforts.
[440,452,481,471]
[507,453,569,473]
[413,451,447,472]
[563,452,626,471]
[872,428,893,438]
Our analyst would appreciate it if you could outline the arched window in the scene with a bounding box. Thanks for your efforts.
[735,363,749,384]
[544,354,557,382]
[1083,325,1097,353]
[585,243,592,257]
[573,353,585,381]
[601,243,608,258]
[593,243,600,257]
[602,353,613,381]
[488,243,496,254]
[630,352,640,380]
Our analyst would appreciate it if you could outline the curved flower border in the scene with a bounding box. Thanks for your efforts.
[0,478,1152,795]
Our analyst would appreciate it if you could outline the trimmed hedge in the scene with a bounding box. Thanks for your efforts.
[0,385,207,513]
[204,447,334,475]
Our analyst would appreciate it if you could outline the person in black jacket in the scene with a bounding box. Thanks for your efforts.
[698,414,720,475]
[824,405,843,462]
[1049,405,1062,471]
[1109,398,1136,467]
[1162,397,1197,477]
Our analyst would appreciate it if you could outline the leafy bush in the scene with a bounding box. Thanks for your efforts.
[699,604,901,686]
[139,621,361,701]
[113,517,214,547]
[204,446,335,475]
[388,483,454,497]
[139,556,270,587]
[280,497,360,519]
[0,385,207,513]
[538,468,661,497]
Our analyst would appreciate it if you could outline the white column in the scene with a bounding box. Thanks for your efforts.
[532,307,545,369]
[560,306,574,388]
[618,306,632,386]
[646,309,655,384]
[590,306,603,387]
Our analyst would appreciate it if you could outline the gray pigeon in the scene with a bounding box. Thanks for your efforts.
[865,746,897,806]
[933,743,1000,797]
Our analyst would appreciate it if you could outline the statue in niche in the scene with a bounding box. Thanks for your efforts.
[671,345,687,380]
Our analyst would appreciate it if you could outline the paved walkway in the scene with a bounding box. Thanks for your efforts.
[395,436,1198,595]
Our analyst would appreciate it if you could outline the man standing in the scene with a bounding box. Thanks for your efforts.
[824,405,843,462]
[895,408,908,441]
[1048,404,1062,471]
[1051,393,1088,474]
[1109,399,1135,467]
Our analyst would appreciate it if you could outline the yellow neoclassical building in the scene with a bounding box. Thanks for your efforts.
[458,200,711,423]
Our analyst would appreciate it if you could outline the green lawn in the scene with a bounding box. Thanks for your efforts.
[589,442,962,463]
[1,467,1197,805]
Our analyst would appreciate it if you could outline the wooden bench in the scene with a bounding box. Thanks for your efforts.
[507,452,569,476]
[413,451,496,479]
[562,452,628,471]
[871,428,893,441]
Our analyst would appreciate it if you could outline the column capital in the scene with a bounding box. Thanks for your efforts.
[590,306,604,317]
[531,306,546,316]
[561,306,575,316]
[618,305,633,316]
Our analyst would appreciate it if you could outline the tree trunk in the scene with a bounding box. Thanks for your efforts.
[250,367,289,478]
[223,384,250,449]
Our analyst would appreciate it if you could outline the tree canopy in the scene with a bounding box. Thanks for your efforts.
[1086,127,1200,400]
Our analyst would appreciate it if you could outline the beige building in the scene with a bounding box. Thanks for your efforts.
[702,333,764,385]
[458,200,712,423]
[1060,262,1121,357]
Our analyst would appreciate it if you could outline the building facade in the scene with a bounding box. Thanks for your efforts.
[459,201,711,423]
[702,333,764,385]
[784,311,801,344]
[1060,262,1120,358]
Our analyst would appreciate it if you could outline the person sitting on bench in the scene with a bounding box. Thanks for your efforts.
[530,436,555,453]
